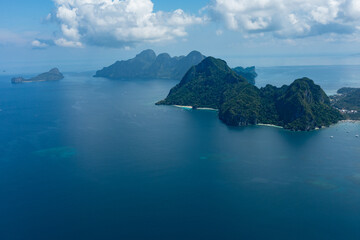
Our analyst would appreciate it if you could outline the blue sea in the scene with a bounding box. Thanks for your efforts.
[0,65,360,240]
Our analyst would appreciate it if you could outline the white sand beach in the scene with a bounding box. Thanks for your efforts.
[257,123,283,129]
[174,105,218,111]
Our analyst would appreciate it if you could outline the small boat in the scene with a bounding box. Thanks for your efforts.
[330,136,334,139]
[356,135,359,138]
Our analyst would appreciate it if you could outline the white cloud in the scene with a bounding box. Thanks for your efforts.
[53,0,204,48]
[31,40,49,48]
[55,38,83,47]
[0,29,55,49]
[207,0,360,38]
[45,13,52,21]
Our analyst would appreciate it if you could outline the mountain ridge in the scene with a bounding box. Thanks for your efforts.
[94,50,257,84]
[94,49,206,80]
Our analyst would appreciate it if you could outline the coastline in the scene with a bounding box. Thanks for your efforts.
[340,119,360,123]
[23,80,46,82]
[173,105,218,111]
[12,80,48,84]
[22,80,47,83]
[171,106,360,131]
[257,123,283,129]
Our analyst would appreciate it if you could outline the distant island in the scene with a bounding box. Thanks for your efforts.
[11,68,64,83]
[233,66,257,85]
[94,49,205,80]
[94,49,257,84]
[330,87,360,120]
[157,57,343,131]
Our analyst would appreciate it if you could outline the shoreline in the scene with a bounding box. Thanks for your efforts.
[256,123,283,129]
[22,80,47,83]
[171,106,360,130]
[339,119,360,123]
[173,105,218,111]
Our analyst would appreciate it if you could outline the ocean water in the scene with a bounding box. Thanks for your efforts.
[0,66,360,240]
[256,65,360,95]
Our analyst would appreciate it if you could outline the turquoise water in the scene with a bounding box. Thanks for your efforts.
[0,66,360,239]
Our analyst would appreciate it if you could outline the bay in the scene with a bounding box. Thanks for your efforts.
[0,66,360,239]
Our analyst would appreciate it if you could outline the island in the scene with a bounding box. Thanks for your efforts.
[94,49,206,80]
[156,57,343,131]
[94,49,257,84]
[233,66,257,85]
[11,68,64,83]
[330,87,360,120]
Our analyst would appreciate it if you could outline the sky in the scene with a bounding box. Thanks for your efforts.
[2,0,360,73]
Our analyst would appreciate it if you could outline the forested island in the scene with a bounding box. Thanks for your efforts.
[94,49,257,84]
[157,57,343,131]
[94,49,205,80]
[233,66,257,85]
[11,68,64,83]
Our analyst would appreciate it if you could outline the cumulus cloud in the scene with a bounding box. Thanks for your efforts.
[31,39,56,49]
[55,38,83,47]
[31,40,49,48]
[53,0,204,48]
[207,0,360,38]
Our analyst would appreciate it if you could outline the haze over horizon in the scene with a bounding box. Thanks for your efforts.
[2,0,360,73]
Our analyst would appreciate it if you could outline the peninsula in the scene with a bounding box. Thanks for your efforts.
[330,87,360,120]
[11,68,64,83]
[157,57,343,131]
